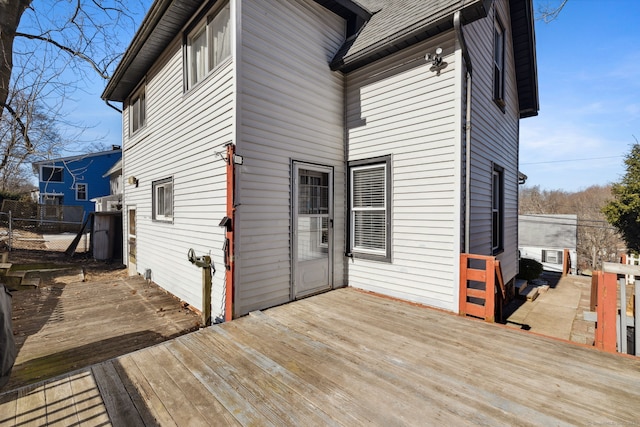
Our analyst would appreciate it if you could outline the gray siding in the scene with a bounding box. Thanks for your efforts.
[234,0,346,316]
[465,0,520,283]
[122,26,234,320]
[346,32,462,311]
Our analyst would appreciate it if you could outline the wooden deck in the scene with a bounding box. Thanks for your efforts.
[6,273,202,390]
[1,287,639,425]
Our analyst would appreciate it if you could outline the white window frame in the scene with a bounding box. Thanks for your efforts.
[130,85,146,135]
[186,1,231,90]
[40,166,63,183]
[492,165,504,254]
[493,16,505,109]
[349,156,391,262]
[542,250,563,264]
[76,183,88,201]
[152,177,173,222]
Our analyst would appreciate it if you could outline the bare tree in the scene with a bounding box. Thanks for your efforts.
[519,184,623,271]
[0,0,147,158]
[0,86,67,191]
[537,0,570,23]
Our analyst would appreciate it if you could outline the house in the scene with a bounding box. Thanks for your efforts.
[92,158,123,212]
[519,214,578,274]
[102,0,538,322]
[32,149,122,221]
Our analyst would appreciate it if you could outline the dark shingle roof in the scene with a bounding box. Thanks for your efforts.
[330,0,492,72]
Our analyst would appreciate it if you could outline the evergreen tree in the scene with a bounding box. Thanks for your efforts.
[603,143,640,252]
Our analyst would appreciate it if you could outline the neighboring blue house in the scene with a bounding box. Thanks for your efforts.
[32,148,122,221]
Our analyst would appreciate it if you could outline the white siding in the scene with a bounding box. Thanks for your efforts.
[346,33,462,311]
[235,0,346,315]
[465,0,520,283]
[122,25,234,320]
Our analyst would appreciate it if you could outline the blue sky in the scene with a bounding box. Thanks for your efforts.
[63,0,640,192]
[520,0,640,191]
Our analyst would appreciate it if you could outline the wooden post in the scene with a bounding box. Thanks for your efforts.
[225,144,235,322]
[459,254,468,317]
[485,257,495,323]
[594,271,617,353]
[202,256,212,326]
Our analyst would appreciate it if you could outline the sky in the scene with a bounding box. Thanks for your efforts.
[520,0,640,192]
[55,0,640,193]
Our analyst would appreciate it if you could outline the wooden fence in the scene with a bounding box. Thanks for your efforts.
[459,254,506,323]
[592,262,638,356]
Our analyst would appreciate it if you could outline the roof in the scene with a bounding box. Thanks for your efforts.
[328,0,492,72]
[519,214,578,249]
[32,149,122,166]
[103,0,538,117]
[102,0,203,102]
[102,158,123,178]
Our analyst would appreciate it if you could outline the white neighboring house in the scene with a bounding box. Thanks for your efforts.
[102,0,539,322]
[92,158,123,212]
[519,214,578,274]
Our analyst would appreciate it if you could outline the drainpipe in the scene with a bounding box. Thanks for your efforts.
[454,11,472,254]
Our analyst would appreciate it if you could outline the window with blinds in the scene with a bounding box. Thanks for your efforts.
[349,156,391,261]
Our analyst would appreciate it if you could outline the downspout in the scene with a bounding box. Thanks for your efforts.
[454,11,473,254]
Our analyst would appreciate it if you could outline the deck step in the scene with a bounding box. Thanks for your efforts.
[0,262,12,270]
[20,277,41,288]
[515,279,528,295]
[519,284,539,301]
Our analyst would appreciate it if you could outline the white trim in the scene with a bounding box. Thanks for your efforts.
[76,183,88,201]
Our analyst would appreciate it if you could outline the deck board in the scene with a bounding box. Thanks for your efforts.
[1,287,640,425]
[7,275,201,390]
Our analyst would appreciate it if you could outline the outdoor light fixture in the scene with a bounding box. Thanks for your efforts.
[425,47,443,66]
[425,47,447,74]
[127,176,139,187]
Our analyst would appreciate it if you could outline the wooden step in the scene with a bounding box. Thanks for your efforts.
[520,285,539,301]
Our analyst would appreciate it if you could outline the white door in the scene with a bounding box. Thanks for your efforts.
[292,162,333,298]
[127,207,137,276]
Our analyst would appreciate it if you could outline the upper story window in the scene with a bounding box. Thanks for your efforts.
[493,16,505,109]
[130,86,146,135]
[186,2,231,90]
[41,166,63,182]
[76,183,88,201]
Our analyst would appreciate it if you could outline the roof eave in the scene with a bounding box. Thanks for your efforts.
[102,0,205,103]
[510,0,539,118]
[330,0,491,73]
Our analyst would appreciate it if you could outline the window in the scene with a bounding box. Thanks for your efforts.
[152,178,173,221]
[130,86,146,134]
[493,17,505,108]
[41,166,63,182]
[186,2,231,89]
[542,250,563,264]
[76,183,88,201]
[492,165,504,254]
[349,156,391,261]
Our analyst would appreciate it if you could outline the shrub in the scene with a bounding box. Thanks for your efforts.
[518,258,543,281]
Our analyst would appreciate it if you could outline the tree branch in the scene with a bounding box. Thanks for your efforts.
[1,101,33,155]
[15,31,110,79]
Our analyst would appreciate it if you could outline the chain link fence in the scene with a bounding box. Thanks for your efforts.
[0,200,90,253]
